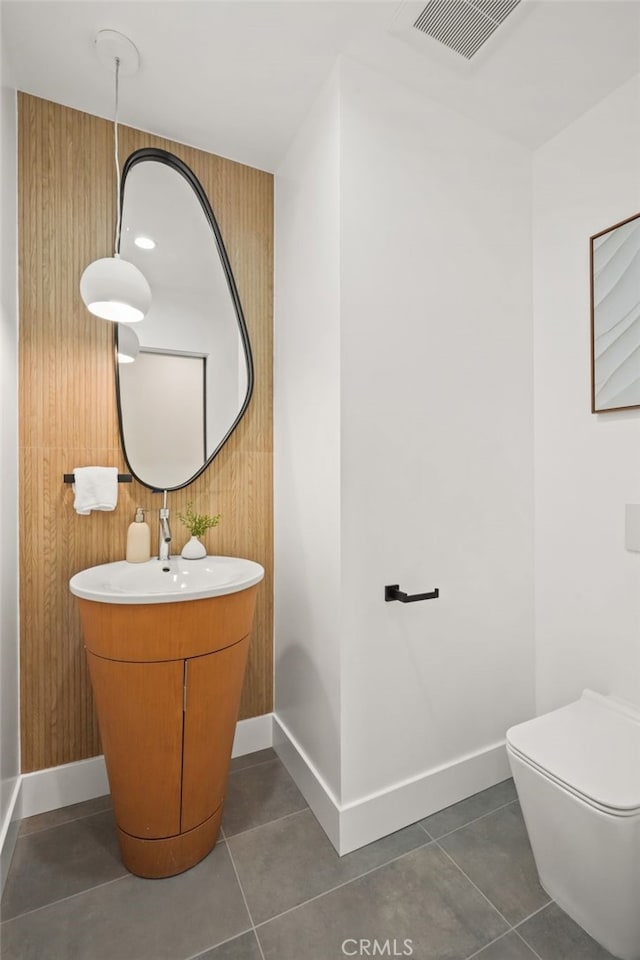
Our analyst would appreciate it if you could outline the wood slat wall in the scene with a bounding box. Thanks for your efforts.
[18,94,273,773]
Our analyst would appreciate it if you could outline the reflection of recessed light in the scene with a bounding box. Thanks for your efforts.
[134,236,155,250]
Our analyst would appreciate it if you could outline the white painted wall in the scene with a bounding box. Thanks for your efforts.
[533,74,640,715]
[338,59,534,803]
[0,73,21,881]
[275,58,535,837]
[274,71,342,798]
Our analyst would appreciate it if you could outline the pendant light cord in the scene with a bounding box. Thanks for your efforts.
[114,56,122,256]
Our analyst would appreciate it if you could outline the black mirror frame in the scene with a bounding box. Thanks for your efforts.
[114,147,254,490]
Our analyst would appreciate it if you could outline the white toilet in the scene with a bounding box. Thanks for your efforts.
[507,690,640,960]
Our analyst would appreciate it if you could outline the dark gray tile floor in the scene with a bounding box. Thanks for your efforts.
[0,749,618,960]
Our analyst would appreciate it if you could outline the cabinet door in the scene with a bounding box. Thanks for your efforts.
[87,653,184,839]
[181,636,250,833]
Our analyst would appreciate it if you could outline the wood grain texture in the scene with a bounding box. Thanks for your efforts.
[117,806,223,879]
[19,94,273,773]
[182,639,250,832]
[86,653,183,839]
[77,588,257,662]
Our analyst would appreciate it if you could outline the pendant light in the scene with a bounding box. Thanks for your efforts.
[116,324,140,363]
[80,30,151,324]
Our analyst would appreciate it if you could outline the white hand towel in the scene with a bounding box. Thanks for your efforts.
[73,467,119,515]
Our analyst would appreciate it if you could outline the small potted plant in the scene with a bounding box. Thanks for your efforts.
[177,502,221,559]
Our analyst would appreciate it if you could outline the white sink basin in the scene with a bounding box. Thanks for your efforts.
[69,555,264,605]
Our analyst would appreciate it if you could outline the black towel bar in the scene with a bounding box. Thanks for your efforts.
[63,473,132,484]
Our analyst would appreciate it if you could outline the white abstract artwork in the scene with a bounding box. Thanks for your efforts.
[591,212,640,412]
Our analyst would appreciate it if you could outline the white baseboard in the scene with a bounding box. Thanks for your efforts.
[273,716,341,850]
[20,755,110,820]
[338,741,510,854]
[0,777,22,896]
[273,714,511,855]
[231,713,274,758]
[7,714,511,863]
[17,714,275,822]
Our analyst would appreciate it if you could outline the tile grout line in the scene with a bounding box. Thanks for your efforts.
[224,837,268,960]
[224,805,308,841]
[438,840,552,960]
[515,900,553,927]
[417,822,433,841]
[429,797,556,960]
[182,928,255,960]
[252,835,434,932]
[0,873,130,926]
[5,782,545,960]
[426,797,519,842]
[16,801,113,839]
[226,794,524,937]
[435,841,515,934]
[464,931,515,960]
[511,927,546,960]
[461,907,553,960]
[228,756,278,778]
[511,903,551,960]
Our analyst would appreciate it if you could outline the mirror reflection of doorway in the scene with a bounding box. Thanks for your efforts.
[118,350,206,489]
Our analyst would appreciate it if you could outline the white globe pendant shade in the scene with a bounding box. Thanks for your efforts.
[80,256,151,323]
[116,324,140,363]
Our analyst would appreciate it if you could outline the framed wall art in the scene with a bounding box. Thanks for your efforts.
[590,211,640,413]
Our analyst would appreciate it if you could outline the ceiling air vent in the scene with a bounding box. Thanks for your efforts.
[413,0,522,60]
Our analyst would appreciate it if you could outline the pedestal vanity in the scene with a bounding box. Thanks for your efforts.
[68,142,265,879]
[70,556,264,878]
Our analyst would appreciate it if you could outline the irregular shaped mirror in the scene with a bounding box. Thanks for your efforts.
[116,148,253,490]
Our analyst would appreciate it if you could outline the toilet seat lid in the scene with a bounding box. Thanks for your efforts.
[507,690,640,813]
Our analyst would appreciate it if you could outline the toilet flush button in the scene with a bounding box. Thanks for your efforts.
[624,504,640,552]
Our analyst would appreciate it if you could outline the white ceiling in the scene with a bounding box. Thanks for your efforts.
[2,0,639,171]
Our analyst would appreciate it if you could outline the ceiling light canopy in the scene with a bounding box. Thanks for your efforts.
[79,30,151,325]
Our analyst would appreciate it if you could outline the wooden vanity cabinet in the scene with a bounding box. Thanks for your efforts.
[85,655,185,840]
[78,587,257,878]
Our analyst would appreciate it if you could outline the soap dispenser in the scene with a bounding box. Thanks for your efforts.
[126,507,151,563]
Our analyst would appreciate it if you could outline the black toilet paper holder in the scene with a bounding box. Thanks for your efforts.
[385,584,439,603]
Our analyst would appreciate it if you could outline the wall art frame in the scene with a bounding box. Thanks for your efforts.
[590,210,640,413]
